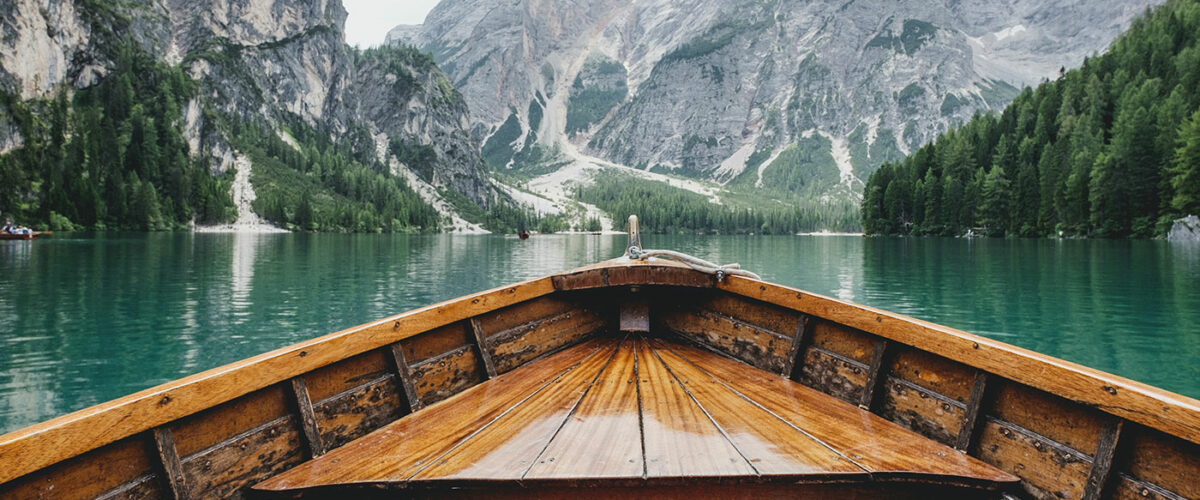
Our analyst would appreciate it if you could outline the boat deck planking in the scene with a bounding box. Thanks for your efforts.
[252,335,1018,497]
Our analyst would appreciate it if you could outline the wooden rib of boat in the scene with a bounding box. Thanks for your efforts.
[1,258,1198,499]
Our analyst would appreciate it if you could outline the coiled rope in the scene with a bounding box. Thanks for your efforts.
[624,215,761,282]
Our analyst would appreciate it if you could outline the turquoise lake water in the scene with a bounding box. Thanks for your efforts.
[1,233,1197,433]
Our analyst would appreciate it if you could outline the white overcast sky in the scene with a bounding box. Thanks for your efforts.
[342,0,440,48]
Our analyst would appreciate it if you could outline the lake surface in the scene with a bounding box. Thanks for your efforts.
[1,233,1198,433]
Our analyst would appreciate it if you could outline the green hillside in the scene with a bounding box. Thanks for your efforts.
[862,0,1200,238]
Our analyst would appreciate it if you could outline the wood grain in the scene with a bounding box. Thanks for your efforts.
[1082,420,1124,500]
[697,293,802,337]
[661,308,793,373]
[179,415,305,499]
[488,309,605,373]
[989,380,1107,457]
[290,378,326,458]
[0,434,162,500]
[474,296,577,337]
[956,372,991,452]
[974,418,1091,499]
[0,276,556,484]
[647,340,866,477]
[796,347,870,403]
[1118,425,1200,499]
[635,339,755,478]
[888,348,978,403]
[387,343,422,412]
[312,375,406,450]
[718,273,1200,444]
[410,341,617,480]
[469,318,499,379]
[409,345,485,405]
[253,340,613,492]
[879,376,965,445]
[300,350,392,403]
[152,427,188,500]
[525,339,643,479]
[654,341,1017,485]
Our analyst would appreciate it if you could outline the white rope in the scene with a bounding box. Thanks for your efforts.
[630,248,761,281]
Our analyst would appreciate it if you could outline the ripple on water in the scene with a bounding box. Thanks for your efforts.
[0,233,1196,433]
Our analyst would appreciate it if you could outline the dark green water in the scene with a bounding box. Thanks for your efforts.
[1,233,1198,433]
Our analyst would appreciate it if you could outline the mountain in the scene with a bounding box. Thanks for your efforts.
[0,0,494,232]
[389,0,1160,229]
[862,0,1200,239]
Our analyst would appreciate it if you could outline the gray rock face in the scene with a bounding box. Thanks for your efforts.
[1168,215,1200,243]
[0,0,492,207]
[392,0,1159,198]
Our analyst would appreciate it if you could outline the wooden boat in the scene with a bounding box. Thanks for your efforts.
[1,228,1198,499]
[0,231,43,241]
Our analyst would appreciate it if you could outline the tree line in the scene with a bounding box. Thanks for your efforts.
[224,118,443,233]
[577,174,859,234]
[0,43,235,230]
[862,0,1200,238]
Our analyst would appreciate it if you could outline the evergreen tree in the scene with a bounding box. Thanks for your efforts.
[1171,109,1200,214]
[863,0,1200,237]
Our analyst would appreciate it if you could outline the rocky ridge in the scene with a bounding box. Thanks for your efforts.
[390,0,1161,213]
[0,0,493,229]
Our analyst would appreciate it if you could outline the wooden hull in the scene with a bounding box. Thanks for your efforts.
[0,232,38,240]
[0,259,1197,499]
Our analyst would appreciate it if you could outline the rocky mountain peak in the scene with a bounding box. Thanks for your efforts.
[390,0,1161,214]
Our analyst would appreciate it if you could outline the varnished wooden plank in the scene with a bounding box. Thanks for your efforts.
[1121,426,1200,499]
[153,428,188,500]
[647,339,866,477]
[698,293,802,338]
[409,345,485,405]
[168,384,292,458]
[388,343,423,412]
[0,435,163,500]
[1083,420,1124,500]
[956,372,990,452]
[784,315,813,379]
[397,322,473,365]
[1113,474,1191,500]
[411,340,618,480]
[552,261,714,291]
[636,339,755,477]
[888,348,978,402]
[718,273,1200,444]
[290,378,326,458]
[859,338,893,411]
[489,309,606,373]
[662,308,793,373]
[468,318,499,379]
[796,346,870,403]
[655,341,1017,486]
[312,375,405,450]
[301,350,392,403]
[975,417,1092,499]
[253,340,615,493]
[179,415,306,498]
[990,380,1109,457]
[0,275,556,484]
[525,339,643,479]
[880,376,965,445]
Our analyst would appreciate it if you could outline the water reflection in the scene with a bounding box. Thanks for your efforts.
[0,234,1197,433]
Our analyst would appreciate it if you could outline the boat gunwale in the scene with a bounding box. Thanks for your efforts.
[0,274,557,485]
[2,258,1199,489]
[713,272,1200,444]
